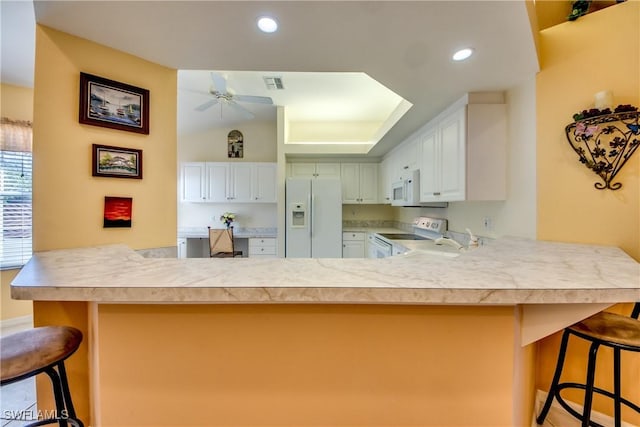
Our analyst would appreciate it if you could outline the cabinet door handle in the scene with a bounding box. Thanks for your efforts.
[433,192,441,196]
[403,166,409,169]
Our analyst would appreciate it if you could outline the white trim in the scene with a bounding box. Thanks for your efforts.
[533,389,638,427]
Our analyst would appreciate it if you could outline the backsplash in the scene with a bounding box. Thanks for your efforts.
[446,230,492,247]
[342,220,396,228]
[343,219,491,247]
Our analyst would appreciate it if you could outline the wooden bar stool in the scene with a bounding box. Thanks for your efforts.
[1,326,84,427]
[536,303,640,427]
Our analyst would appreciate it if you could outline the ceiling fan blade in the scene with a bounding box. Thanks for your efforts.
[210,72,227,94]
[195,99,218,112]
[180,88,210,97]
[233,94,274,105]
[226,100,255,119]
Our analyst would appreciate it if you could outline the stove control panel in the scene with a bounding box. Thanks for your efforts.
[413,217,447,235]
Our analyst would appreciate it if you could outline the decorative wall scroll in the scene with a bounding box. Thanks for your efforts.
[565,106,639,190]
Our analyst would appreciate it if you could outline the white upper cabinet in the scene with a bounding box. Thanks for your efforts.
[253,163,277,202]
[378,156,393,204]
[228,163,253,202]
[419,94,506,203]
[180,162,277,203]
[180,162,207,202]
[393,137,421,182]
[205,162,231,202]
[288,163,341,179]
[341,163,378,204]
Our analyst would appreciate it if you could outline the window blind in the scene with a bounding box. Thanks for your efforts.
[0,150,32,269]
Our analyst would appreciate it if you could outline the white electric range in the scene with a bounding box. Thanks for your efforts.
[369,217,449,258]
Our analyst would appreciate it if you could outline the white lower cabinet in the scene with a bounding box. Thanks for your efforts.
[177,238,187,259]
[249,238,277,258]
[342,232,365,258]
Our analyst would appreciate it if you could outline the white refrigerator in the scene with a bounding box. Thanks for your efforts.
[286,178,342,258]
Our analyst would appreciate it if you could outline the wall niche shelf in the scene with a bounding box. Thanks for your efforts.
[565,110,639,190]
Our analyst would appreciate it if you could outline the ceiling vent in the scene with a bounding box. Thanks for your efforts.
[263,76,285,90]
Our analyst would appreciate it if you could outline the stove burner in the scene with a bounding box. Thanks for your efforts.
[378,233,429,241]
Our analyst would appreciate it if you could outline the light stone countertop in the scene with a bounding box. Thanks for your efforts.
[11,237,639,305]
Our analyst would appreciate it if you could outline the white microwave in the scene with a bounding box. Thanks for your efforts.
[391,170,421,206]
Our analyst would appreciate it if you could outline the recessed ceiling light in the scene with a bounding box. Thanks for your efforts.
[257,16,278,33]
[452,48,474,61]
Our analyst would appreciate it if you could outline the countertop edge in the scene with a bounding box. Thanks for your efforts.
[10,285,640,305]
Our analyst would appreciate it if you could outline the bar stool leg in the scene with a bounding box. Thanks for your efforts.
[581,341,600,427]
[43,367,68,427]
[57,362,82,426]
[613,347,621,427]
[537,329,571,425]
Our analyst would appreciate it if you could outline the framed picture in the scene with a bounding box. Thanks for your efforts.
[104,196,132,228]
[79,72,149,134]
[92,144,143,179]
[228,130,244,158]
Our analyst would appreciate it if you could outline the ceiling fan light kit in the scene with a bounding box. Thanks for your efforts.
[194,72,274,120]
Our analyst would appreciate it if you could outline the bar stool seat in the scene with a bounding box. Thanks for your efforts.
[1,326,84,427]
[536,304,640,427]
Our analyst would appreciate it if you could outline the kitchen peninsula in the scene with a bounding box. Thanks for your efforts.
[12,237,639,426]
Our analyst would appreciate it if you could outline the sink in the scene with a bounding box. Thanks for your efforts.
[414,248,461,258]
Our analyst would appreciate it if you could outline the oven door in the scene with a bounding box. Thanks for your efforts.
[369,235,393,258]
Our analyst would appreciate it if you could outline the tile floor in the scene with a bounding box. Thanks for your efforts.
[1,318,36,427]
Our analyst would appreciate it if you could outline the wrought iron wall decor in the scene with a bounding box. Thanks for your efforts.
[565,107,639,190]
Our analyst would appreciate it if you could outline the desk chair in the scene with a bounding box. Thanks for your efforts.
[536,303,640,427]
[208,227,243,258]
[1,326,84,427]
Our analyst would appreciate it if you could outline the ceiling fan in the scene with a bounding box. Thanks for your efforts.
[193,72,273,119]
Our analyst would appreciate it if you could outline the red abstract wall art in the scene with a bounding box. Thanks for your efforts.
[103,196,132,228]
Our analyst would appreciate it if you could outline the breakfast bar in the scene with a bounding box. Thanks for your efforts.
[11,237,640,426]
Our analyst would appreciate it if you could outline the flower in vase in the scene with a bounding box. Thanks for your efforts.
[220,212,235,228]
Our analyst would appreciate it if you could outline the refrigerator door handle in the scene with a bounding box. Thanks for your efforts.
[310,193,315,238]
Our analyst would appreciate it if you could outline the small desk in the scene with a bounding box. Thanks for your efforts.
[177,227,277,258]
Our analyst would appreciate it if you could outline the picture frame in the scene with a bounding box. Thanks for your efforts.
[79,72,149,134]
[104,196,132,228]
[227,129,244,158]
[92,144,143,179]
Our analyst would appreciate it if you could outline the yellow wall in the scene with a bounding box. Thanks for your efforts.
[31,25,177,424]
[536,1,639,259]
[535,2,639,423]
[32,25,177,252]
[1,83,34,119]
[1,83,34,320]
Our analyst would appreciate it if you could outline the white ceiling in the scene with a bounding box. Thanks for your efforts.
[2,1,539,157]
[177,70,409,142]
